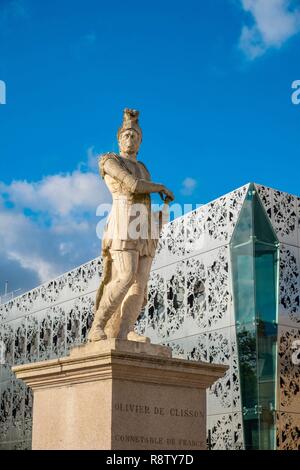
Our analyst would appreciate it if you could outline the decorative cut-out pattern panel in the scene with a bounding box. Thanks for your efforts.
[0,380,12,442]
[255,184,272,220]
[279,245,300,328]
[10,379,24,442]
[0,259,102,322]
[13,320,26,366]
[231,328,241,412]
[277,412,300,450]
[227,185,249,231]
[38,313,52,361]
[165,327,242,416]
[25,316,39,363]
[153,184,248,266]
[185,256,207,333]
[144,270,166,342]
[1,182,299,450]
[206,247,230,330]
[185,206,207,256]
[278,326,300,413]
[175,247,231,335]
[189,184,248,254]
[153,216,186,269]
[273,191,298,246]
[205,196,229,248]
[51,307,66,358]
[148,247,231,342]
[0,292,96,450]
[207,413,244,450]
[1,324,13,382]
[256,184,299,247]
[165,334,208,363]
[165,262,186,339]
[208,328,232,415]
[66,301,81,349]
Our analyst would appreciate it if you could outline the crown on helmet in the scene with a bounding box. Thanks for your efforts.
[117,108,142,140]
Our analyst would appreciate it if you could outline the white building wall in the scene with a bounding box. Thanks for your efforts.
[256,184,300,450]
[1,183,299,450]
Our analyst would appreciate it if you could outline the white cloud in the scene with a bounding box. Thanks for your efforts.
[239,0,300,59]
[180,177,197,196]
[0,151,111,295]
[0,210,59,287]
[8,249,58,284]
[86,145,99,172]
[2,170,104,216]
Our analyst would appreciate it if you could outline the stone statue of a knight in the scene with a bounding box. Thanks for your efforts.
[88,108,174,342]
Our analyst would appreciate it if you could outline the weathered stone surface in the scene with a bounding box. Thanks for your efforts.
[13,339,227,450]
[88,108,174,342]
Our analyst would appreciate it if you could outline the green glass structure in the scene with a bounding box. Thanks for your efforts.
[230,184,279,450]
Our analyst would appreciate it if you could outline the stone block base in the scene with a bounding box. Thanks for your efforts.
[13,339,227,450]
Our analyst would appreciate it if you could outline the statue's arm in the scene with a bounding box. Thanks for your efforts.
[102,157,164,195]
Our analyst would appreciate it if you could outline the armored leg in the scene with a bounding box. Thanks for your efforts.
[88,250,139,341]
[118,255,153,341]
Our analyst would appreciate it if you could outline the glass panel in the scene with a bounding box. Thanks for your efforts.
[231,187,253,247]
[236,321,258,450]
[255,243,278,323]
[231,185,255,325]
[231,185,279,450]
[253,193,278,450]
[257,320,277,450]
[231,242,255,324]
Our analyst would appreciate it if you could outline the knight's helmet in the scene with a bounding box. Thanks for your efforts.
[117,108,142,141]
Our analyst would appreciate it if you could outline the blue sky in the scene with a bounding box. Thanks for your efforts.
[0,0,300,294]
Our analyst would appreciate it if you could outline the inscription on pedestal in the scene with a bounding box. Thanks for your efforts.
[114,402,204,418]
[13,339,227,450]
[113,434,204,447]
[112,401,205,449]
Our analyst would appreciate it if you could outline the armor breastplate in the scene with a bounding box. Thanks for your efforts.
[101,153,153,245]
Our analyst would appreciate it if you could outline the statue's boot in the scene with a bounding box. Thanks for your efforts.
[87,264,136,342]
[118,292,150,343]
[118,321,149,342]
[87,306,111,342]
[127,330,150,343]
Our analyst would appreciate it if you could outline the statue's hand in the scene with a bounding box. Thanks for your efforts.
[160,186,175,202]
[164,195,173,205]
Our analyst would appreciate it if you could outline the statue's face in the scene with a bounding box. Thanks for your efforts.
[118,129,141,155]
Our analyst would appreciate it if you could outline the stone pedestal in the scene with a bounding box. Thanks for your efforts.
[12,340,227,450]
